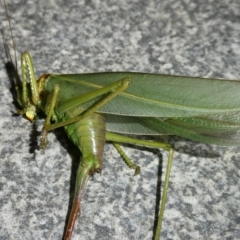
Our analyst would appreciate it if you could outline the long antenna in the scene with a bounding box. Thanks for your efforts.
[1,28,12,63]
[3,0,18,71]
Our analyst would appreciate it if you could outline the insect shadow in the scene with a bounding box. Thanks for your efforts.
[157,135,221,159]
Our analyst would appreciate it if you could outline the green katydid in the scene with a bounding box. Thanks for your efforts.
[7,55,240,239]
[2,1,240,240]
[10,55,240,240]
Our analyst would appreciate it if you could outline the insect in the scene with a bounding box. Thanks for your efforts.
[1,0,238,240]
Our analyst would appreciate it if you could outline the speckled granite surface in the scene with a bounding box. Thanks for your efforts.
[1,1,240,240]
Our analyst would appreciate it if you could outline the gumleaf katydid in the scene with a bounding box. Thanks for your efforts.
[3,1,240,240]
[13,52,240,240]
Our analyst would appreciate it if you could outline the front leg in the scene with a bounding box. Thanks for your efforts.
[40,84,59,149]
[42,77,130,132]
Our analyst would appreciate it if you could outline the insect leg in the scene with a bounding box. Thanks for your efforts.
[44,77,131,131]
[21,52,39,105]
[106,131,174,240]
[113,143,141,176]
[40,84,60,149]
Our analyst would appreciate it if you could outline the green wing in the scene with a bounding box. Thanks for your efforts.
[46,72,240,117]
[104,114,240,146]
[45,72,240,145]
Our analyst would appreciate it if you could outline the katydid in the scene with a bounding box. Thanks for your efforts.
[2,1,240,240]
[11,54,240,239]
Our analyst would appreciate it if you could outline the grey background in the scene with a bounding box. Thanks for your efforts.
[1,0,240,240]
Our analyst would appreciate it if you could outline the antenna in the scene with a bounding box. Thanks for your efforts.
[3,0,21,88]
[3,0,18,71]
